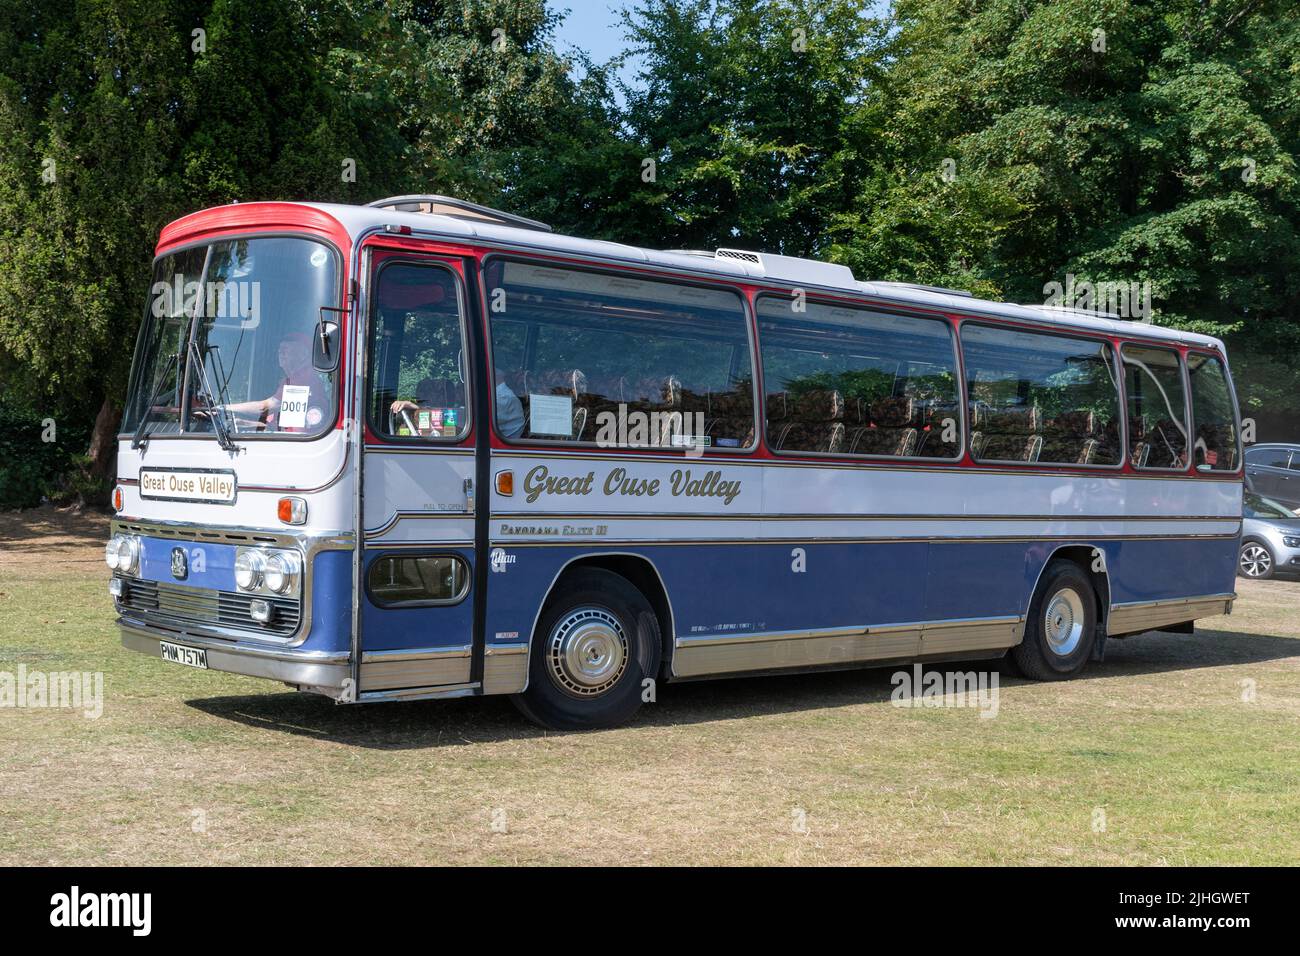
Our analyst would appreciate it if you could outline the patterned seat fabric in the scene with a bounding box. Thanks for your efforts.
[971,404,1042,462]
[913,402,962,458]
[1041,409,1098,464]
[849,396,918,457]
[768,389,845,453]
[1143,417,1187,468]
[703,386,755,448]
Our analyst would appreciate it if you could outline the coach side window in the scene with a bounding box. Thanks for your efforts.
[756,297,962,458]
[960,325,1122,466]
[1122,345,1189,470]
[483,260,755,450]
[1187,353,1240,472]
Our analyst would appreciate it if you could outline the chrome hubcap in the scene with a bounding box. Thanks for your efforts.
[1240,545,1272,578]
[547,607,628,697]
[1044,587,1085,657]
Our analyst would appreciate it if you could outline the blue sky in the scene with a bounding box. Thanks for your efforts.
[550,2,637,67]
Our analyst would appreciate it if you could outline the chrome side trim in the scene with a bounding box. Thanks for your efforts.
[483,642,530,695]
[359,644,472,691]
[1107,593,1235,635]
[671,615,1022,679]
[120,623,349,697]
[358,682,480,703]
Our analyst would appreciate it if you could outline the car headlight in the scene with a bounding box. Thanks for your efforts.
[105,537,122,571]
[234,550,266,591]
[1284,536,1300,548]
[263,553,298,594]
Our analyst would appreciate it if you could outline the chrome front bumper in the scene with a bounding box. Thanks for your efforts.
[120,621,350,699]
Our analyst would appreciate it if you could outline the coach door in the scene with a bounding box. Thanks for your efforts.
[357,250,486,696]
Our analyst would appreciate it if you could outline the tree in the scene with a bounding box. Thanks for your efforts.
[0,0,586,496]
[838,0,1300,432]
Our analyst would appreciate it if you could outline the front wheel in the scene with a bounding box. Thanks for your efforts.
[1238,541,1275,580]
[1012,561,1097,681]
[512,569,661,730]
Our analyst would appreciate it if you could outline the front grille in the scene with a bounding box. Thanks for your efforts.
[118,578,301,637]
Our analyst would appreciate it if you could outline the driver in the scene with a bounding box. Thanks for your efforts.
[219,331,323,432]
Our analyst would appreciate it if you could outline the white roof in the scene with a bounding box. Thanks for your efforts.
[301,201,1225,351]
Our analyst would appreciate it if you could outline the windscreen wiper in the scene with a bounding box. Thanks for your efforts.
[187,334,237,453]
[130,352,179,452]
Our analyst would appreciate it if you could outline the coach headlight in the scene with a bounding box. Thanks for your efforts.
[105,534,141,574]
[234,549,266,591]
[263,552,299,594]
[105,536,122,571]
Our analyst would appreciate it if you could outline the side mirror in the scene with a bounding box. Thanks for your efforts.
[313,306,345,372]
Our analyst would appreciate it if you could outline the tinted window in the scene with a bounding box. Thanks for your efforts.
[1243,493,1294,520]
[368,555,469,605]
[484,261,754,449]
[756,297,961,457]
[1246,447,1291,469]
[961,325,1121,465]
[1122,345,1188,469]
[1187,353,1240,471]
[368,262,468,441]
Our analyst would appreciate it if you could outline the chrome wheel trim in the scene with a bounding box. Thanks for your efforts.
[546,607,628,698]
[1043,586,1086,657]
[1239,544,1272,578]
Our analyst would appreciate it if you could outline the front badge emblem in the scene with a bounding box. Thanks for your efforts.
[170,546,188,580]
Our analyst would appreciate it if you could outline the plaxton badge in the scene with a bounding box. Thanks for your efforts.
[139,468,237,504]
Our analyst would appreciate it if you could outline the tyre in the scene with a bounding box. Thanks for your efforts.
[1012,561,1097,681]
[512,568,661,730]
[1238,540,1275,580]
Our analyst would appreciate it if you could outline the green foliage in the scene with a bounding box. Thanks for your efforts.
[0,398,92,508]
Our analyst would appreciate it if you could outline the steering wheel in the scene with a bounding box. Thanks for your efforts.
[388,407,420,436]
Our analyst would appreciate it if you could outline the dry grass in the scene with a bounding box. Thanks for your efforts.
[2,506,1298,865]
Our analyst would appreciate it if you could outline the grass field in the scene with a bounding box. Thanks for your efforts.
[2,506,1298,865]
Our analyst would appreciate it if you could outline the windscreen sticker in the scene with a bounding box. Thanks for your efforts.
[309,248,327,268]
[280,385,310,429]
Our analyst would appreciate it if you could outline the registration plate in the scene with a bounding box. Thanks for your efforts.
[159,641,208,669]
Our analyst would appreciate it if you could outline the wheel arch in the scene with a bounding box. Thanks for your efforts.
[530,552,676,680]
[1027,544,1113,638]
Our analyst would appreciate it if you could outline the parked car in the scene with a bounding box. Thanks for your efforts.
[1239,492,1300,579]
[1244,443,1300,510]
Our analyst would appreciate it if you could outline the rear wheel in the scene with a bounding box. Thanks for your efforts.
[1012,561,1097,681]
[512,569,661,730]
[1238,541,1275,579]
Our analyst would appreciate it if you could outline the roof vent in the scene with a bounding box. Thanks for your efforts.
[715,248,763,265]
[366,194,551,233]
[714,248,855,288]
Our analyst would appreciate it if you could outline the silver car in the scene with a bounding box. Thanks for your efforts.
[1240,492,1300,579]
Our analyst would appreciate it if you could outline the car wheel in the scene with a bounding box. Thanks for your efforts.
[1238,541,1275,580]
[1011,561,1097,681]
[512,568,660,730]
